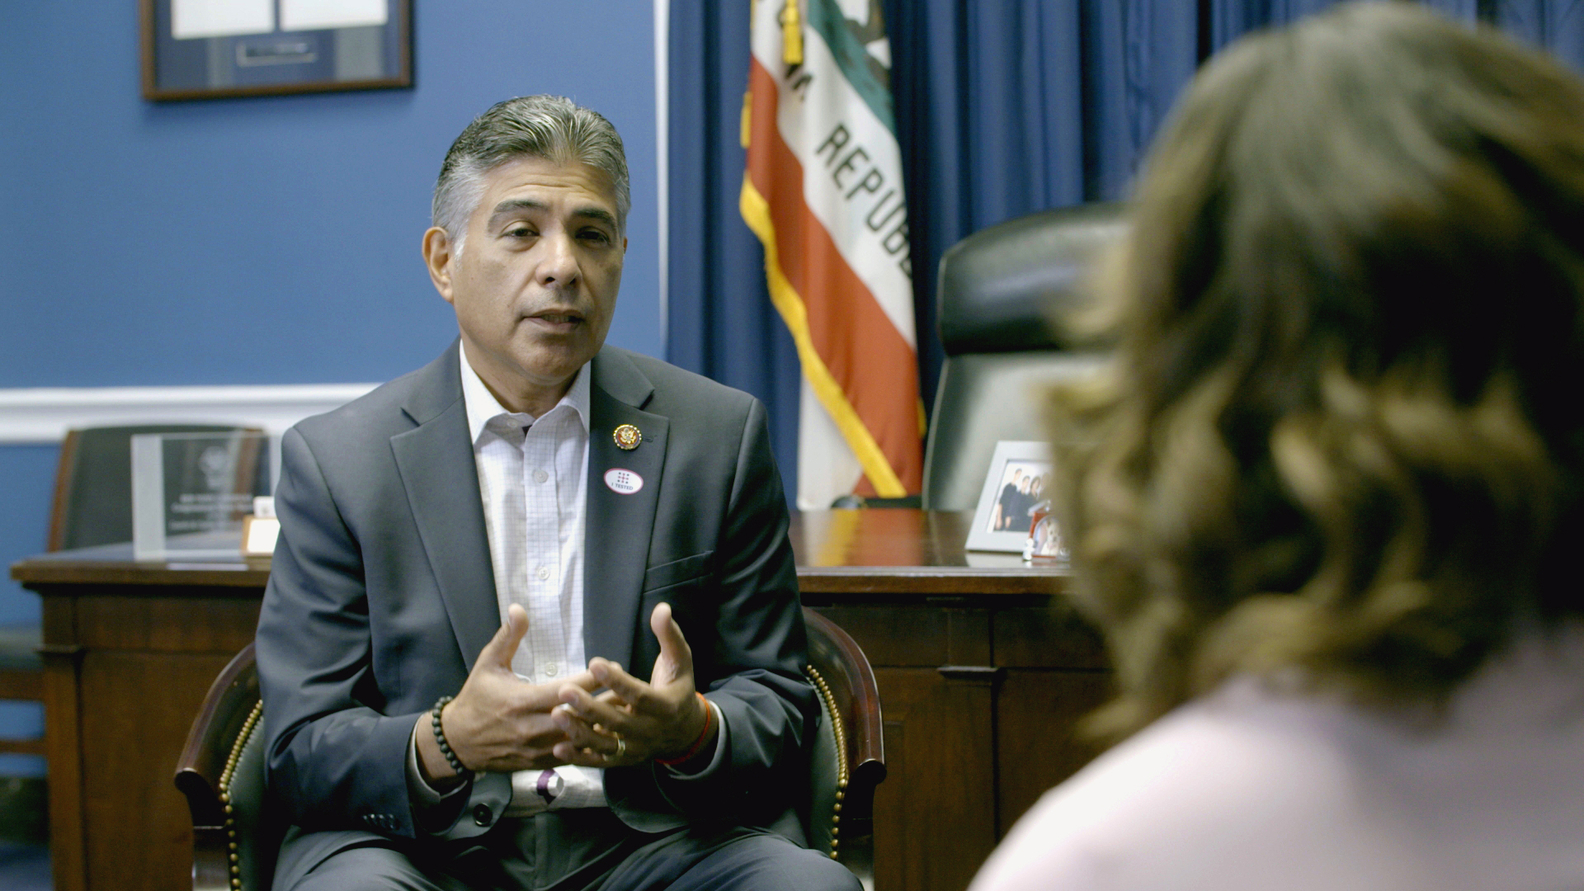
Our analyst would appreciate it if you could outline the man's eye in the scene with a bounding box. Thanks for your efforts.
[581,230,612,245]
[506,226,536,238]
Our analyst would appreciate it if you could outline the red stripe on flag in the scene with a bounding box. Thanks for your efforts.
[745,58,923,493]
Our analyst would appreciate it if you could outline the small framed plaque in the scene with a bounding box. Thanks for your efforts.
[142,0,413,101]
[132,431,273,559]
[965,440,1055,553]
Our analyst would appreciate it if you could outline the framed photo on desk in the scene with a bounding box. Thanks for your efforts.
[142,0,412,100]
[966,440,1055,552]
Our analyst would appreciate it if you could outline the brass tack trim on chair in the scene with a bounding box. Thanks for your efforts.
[218,700,264,891]
[804,664,848,860]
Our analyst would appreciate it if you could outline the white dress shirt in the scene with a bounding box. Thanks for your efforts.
[409,345,727,818]
[460,344,605,814]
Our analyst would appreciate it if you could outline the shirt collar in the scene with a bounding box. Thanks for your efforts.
[459,341,590,444]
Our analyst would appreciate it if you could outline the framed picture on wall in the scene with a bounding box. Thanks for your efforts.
[965,440,1055,553]
[142,0,413,101]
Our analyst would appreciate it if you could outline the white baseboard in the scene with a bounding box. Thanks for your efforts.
[0,384,379,445]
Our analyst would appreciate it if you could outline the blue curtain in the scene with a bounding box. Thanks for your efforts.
[665,1,803,485]
[1205,0,1584,53]
[667,0,1584,499]
[1489,0,1584,61]
[883,1,1200,402]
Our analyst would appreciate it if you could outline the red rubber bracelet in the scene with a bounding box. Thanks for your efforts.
[656,692,714,766]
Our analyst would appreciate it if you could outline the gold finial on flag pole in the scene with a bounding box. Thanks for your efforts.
[781,0,803,65]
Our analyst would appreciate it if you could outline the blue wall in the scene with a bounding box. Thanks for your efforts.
[0,2,661,772]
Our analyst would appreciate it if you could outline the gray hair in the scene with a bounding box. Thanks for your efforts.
[431,95,630,252]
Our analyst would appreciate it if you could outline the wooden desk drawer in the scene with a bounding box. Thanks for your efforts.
[808,604,1000,667]
[992,605,1107,669]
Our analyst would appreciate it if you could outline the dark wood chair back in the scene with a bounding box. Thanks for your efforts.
[0,625,45,757]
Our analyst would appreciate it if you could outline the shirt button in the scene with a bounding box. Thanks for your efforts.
[533,469,549,484]
[473,804,492,826]
[536,566,550,581]
[543,663,559,677]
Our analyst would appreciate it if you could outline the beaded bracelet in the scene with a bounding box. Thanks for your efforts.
[431,695,472,778]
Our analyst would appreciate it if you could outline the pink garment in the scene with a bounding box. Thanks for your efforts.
[970,628,1584,891]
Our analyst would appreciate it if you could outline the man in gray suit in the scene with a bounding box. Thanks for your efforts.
[255,95,860,891]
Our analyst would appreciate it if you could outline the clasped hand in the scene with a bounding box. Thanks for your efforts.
[420,602,712,782]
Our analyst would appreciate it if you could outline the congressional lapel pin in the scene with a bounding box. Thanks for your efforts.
[604,468,644,495]
[612,424,642,450]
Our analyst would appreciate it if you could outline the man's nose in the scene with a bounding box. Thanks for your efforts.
[538,231,581,286]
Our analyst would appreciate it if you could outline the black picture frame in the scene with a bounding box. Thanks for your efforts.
[141,0,412,101]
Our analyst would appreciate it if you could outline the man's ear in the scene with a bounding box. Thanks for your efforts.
[421,227,456,305]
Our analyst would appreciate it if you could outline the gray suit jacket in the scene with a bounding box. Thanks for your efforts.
[255,340,814,846]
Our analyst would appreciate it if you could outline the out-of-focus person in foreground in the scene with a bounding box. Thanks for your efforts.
[970,3,1584,889]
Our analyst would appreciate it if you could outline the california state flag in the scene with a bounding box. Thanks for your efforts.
[742,0,924,509]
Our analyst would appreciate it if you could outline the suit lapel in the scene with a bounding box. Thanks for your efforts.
[584,349,667,672]
[390,341,500,668]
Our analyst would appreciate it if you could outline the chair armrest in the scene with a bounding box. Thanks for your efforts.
[174,642,260,828]
[803,609,885,795]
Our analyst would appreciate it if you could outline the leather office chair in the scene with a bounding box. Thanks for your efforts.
[48,424,264,552]
[0,427,262,762]
[922,202,1128,510]
[175,608,886,891]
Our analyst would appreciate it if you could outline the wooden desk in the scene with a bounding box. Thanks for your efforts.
[12,510,1110,891]
[793,510,1110,891]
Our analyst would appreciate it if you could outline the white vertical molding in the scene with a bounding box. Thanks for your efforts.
[654,0,670,352]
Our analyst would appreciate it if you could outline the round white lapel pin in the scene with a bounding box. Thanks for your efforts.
[604,468,644,495]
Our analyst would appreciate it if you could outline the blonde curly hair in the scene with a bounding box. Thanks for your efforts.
[1053,1,1584,738]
